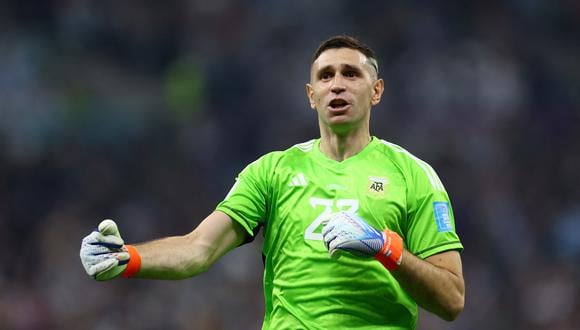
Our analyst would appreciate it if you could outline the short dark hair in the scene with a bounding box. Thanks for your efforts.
[312,35,378,74]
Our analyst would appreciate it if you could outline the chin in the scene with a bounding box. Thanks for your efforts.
[327,117,350,126]
[327,120,355,134]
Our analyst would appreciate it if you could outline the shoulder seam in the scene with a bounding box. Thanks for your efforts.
[379,140,445,192]
[292,139,316,153]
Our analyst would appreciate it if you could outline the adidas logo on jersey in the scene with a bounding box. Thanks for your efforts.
[289,173,308,187]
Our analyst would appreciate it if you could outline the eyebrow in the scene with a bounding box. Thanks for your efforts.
[315,64,364,77]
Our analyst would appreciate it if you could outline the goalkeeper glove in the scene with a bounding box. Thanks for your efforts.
[79,219,141,280]
[322,212,403,270]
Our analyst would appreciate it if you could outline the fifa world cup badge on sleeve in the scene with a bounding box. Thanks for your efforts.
[433,202,452,232]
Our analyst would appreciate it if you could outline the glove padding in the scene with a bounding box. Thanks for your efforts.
[80,219,130,281]
[322,212,386,258]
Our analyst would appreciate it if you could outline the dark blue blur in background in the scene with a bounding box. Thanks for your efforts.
[1,1,579,329]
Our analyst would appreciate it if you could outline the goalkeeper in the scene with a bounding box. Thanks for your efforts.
[81,35,464,329]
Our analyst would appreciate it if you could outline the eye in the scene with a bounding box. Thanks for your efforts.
[343,70,357,78]
[320,71,333,80]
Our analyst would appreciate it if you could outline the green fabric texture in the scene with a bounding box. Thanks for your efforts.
[216,137,463,329]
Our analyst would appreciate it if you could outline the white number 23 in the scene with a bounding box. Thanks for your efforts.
[304,198,359,241]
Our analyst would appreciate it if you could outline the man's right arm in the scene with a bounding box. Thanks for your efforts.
[81,153,274,281]
[134,211,247,279]
[80,211,248,280]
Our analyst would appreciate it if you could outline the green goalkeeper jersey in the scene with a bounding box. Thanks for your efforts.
[216,137,463,330]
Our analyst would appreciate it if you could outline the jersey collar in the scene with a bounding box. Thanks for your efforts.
[312,136,379,168]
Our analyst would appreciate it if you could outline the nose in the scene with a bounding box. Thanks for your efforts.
[330,75,346,94]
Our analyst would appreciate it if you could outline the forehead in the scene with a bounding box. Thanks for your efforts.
[312,48,369,71]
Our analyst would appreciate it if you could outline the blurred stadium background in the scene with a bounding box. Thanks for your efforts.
[1,0,579,329]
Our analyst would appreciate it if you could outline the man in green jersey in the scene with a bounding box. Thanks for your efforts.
[81,35,465,329]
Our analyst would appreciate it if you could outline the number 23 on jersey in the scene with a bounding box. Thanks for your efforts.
[304,197,359,241]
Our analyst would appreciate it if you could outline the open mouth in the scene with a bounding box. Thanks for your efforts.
[328,99,350,111]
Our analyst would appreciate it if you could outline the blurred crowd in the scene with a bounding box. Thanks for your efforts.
[1,0,579,329]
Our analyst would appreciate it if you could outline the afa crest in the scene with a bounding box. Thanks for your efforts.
[368,177,388,197]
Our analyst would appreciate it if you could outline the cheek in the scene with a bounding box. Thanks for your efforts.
[359,87,374,103]
[313,92,325,105]
[351,89,366,103]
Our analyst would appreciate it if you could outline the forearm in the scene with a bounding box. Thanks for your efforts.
[132,231,214,280]
[391,250,464,321]
[129,211,246,280]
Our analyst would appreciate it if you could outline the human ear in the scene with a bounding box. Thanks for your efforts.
[371,79,384,106]
[306,84,316,110]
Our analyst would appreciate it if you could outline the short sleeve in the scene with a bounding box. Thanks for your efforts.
[216,152,280,242]
[404,159,463,259]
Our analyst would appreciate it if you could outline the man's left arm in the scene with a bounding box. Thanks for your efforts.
[395,155,464,320]
[392,250,464,321]
[323,212,464,321]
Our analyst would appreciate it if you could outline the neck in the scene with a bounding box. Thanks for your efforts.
[319,125,371,162]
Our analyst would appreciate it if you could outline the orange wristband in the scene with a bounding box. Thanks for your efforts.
[122,245,142,278]
[374,229,403,271]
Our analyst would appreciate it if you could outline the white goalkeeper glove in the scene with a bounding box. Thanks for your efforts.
[322,212,403,270]
[80,219,130,281]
